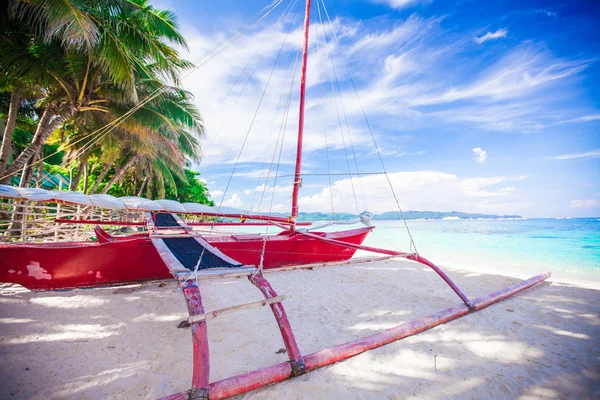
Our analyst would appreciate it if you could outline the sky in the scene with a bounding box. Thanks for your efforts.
[154,0,599,218]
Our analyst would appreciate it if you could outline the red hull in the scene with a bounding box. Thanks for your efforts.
[0,227,373,291]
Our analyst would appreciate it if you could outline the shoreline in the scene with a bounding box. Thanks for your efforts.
[352,250,600,291]
[1,257,598,399]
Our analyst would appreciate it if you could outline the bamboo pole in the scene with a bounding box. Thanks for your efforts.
[20,201,27,241]
[188,296,284,323]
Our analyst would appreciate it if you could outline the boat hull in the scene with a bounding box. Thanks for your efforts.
[0,227,374,290]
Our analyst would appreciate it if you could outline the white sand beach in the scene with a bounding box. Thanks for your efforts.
[0,257,599,399]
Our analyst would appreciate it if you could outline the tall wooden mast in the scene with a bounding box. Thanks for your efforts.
[290,0,311,231]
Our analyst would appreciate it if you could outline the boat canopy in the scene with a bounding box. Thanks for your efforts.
[0,184,291,222]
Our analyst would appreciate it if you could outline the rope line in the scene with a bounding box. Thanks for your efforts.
[257,48,301,213]
[219,0,298,210]
[314,0,335,219]
[250,8,300,211]
[319,0,418,254]
[316,0,367,211]
[316,2,359,215]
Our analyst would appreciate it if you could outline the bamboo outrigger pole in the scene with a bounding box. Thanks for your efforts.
[290,0,312,231]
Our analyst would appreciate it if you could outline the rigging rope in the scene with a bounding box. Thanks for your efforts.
[319,0,418,254]
[314,2,335,219]
[219,0,298,211]
[316,3,360,215]
[256,50,301,213]
[204,59,263,156]
[316,0,367,211]
[250,18,300,211]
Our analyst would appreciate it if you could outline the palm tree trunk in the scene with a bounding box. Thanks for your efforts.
[137,175,149,197]
[0,89,20,176]
[88,162,113,194]
[101,155,140,194]
[3,107,75,184]
[70,161,84,191]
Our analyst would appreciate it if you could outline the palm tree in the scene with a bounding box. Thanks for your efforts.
[0,0,196,184]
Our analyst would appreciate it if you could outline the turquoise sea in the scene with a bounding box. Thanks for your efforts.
[240,218,600,286]
[359,218,600,286]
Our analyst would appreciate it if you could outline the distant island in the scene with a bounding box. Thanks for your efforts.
[297,211,522,221]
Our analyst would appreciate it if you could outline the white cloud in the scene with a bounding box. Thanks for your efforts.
[553,114,600,125]
[411,47,591,107]
[472,148,487,164]
[179,15,372,167]
[569,199,600,209]
[475,28,508,44]
[499,186,516,193]
[210,189,224,197]
[551,148,600,161]
[253,183,295,195]
[220,193,243,208]
[370,0,430,10]
[534,9,558,18]
[298,171,528,215]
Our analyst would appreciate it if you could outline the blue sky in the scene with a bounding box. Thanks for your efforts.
[156,0,599,218]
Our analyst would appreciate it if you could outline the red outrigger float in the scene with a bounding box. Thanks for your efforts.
[0,0,550,399]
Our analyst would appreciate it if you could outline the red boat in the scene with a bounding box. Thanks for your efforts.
[0,222,373,291]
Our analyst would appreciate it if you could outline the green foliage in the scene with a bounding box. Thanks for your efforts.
[163,169,213,205]
[1,0,207,196]
[107,174,137,198]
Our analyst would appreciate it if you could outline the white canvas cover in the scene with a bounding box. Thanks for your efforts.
[216,206,250,216]
[181,202,218,214]
[0,185,292,221]
[156,199,187,213]
[0,184,20,199]
[88,194,127,210]
[120,196,165,211]
[17,188,55,202]
[55,191,95,206]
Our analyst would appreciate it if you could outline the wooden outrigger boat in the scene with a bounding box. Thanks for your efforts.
[0,188,373,291]
[0,0,550,398]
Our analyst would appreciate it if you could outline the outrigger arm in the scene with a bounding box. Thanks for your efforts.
[297,230,476,308]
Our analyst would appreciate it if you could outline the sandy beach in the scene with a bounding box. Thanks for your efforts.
[0,257,598,399]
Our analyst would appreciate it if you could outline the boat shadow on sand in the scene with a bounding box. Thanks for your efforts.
[0,258,598,399]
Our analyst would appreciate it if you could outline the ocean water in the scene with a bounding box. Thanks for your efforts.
[360,218,600,285]
[237,218,600,286]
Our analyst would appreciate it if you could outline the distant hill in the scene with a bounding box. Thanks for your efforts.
[297,210,522,221]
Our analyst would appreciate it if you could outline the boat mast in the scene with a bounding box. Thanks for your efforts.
[290,0,311,231]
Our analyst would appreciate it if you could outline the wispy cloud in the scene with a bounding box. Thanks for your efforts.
[551,149,600,161]
[298,171,529,214]
[475,28,508,44]
[370,0,431,10]
[552,114,600,125]
[220,193,243,208]
[569,199,600,209]
[472,148,487,164]
[411,48,592,106]
[534,9,558,18]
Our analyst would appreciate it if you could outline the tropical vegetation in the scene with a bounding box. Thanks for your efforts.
[0,0,212,204]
